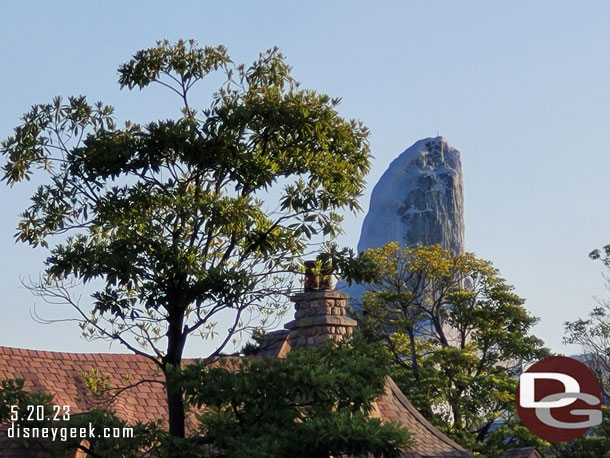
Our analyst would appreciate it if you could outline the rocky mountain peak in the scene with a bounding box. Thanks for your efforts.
[357,136,464,255]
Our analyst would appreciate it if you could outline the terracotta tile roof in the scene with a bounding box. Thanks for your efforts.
[0,346,168,457]
[0,345,473,457]
[375,378,472,458]
[0,346,166,426]
[500,447,544,458]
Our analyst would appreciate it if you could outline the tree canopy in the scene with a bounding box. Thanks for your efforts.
[0,39,371,440]
[180,337,410,458]
[352,242,548,456]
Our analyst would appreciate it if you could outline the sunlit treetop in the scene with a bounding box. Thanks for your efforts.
[0,39,371,366]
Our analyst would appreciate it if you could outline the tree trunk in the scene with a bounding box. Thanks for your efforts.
[164,310,187,440]
[160,353,186,458]
[407,326,420,383]
[166,371,186,438]
[433,316,449,346]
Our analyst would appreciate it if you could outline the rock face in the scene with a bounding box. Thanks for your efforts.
[357,136,464,255]
[342,137,464,302]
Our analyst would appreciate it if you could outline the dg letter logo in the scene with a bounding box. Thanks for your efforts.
[516,356,602,442]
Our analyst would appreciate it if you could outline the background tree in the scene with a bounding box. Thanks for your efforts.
[352,242,548,456]
[547,407,610,458]
[0,39,370,443]
[559,245,610,458]
[564,244,610,401]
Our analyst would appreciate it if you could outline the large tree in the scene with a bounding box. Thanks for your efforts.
[564,244,610,400]
[0,40,370,442]
[351,242,548,456]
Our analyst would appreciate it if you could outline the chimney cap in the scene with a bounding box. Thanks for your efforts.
[303,260,334,291]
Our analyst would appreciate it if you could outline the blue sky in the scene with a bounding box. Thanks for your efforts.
[1,1,609,356]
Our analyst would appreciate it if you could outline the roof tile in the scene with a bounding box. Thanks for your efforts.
[0,345,476,457]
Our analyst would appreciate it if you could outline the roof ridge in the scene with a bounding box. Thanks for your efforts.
[0,344,143,358]
[385,377,473,457]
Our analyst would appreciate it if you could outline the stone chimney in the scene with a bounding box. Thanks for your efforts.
[283,261,357,349]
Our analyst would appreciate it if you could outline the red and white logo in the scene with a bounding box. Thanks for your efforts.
[516,356,602,442]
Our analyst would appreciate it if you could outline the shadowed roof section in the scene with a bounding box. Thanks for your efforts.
[500,447,544,458]
[377,378,472,458]
[0,345,472,458]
